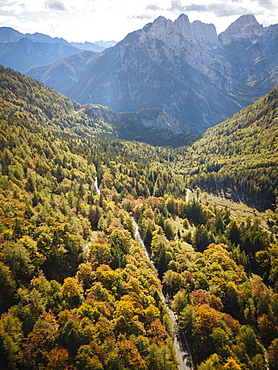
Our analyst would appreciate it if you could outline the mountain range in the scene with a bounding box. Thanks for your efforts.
[0,26,115,74]
[0,65,189,146]
[1,14,278,134]
[1,62,278,201]
[24,14,278,133]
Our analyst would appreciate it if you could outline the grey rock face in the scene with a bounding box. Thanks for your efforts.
[68,14,260,132]
[65,14,277,133]
[7,14,276,135]
[219,14,265,45]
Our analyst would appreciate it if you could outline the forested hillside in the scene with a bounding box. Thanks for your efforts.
[173,85,278,208]
[0,66,278,369]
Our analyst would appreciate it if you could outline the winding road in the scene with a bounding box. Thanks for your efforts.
[133,219,194,370]
[94,176,194,369]
[168,309,194,370]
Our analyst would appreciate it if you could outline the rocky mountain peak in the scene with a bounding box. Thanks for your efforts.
[219,14,265,45]
[191,20,219,48]
[0,27,22,43]
[139,13,219,50]
[51,13,277,134]
[173,13,192,38]
[141,16,174,41]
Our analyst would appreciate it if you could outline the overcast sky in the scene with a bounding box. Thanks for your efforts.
[0,0,277,43]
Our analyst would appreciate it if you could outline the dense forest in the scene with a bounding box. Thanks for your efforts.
[173,87,278,208]
[0,66,278,369]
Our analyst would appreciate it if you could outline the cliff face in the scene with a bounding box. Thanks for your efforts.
[65,14,277,133]
[219,14,265,45]
[25,14,278,134]
[84,104,190,135]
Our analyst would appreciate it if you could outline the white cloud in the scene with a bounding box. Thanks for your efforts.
[44,1,67,11]
[0,0,277,41]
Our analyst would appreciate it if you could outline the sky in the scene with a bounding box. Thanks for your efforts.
[0,0,277,43]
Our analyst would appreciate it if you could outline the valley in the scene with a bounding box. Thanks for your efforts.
[0,11,277,370]
[0,65,277,369]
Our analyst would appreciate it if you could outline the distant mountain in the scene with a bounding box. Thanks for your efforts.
[94,40,117,49]
[71,40,116,51]
[0,26,70,45]
[0,26,115,51]
[0,26,115,73]
[0,38,80,73]
[27,50,101,95]
[64,14,278,133]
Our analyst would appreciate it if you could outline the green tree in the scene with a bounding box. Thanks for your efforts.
[57,317,84,356]
[89,242,111,268]
[163,270,182,297]
[237,325,263,359]
[0,261,16,313]
[193,225,210,252]
[164,219,175,241]
[109,229,132,269]
[226,220,241,246]
[3,242,35,283]
[23,312,58,369]
[267,338,278,370]
[0,313,23,369]
[179,304,195,336]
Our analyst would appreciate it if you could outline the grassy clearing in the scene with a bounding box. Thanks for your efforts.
[198,190,270,230]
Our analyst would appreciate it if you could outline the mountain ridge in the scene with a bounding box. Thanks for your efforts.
[2,14,278,134]
[0,26,115,51]
[0,26,116,74]
[0,65,189,146]
[64,13,278,133]
[177,84,278,206]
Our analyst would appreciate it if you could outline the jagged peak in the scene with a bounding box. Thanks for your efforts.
[139,15,175,44]
[192,20,219,47]
[173,13,193,39]
[142,15,171,32]
[174,13,190,27]
[139,13,219,48]
[219,14,265,45]
[152,15,169,25]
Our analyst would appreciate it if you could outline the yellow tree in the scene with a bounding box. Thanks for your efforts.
[61,277,83,308]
